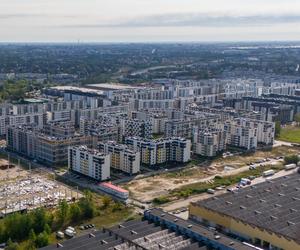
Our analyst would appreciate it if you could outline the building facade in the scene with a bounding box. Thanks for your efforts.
[68,146,110,181]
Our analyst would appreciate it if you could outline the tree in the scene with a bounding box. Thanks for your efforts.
[58,200,69,225]
[28,229,36,243]
[78,192,95,219]
[6,239,19,250]
[35,232,49,248]
[31,208,49,234]
[69,203,81,223]
[112,202,123,212]
[102,196,112,209]
[43,224,51,235]
[275,121,281,137]
[284,154,299,165]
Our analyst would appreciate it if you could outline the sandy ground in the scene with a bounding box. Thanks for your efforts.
[123,146,300,203]
[161,168,298,214]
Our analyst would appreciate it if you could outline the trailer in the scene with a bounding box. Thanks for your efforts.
[285,163,297,170]
[263,169,275,177]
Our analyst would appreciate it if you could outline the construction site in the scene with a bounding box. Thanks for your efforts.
[123,145,297,203]
[0,158,82,217]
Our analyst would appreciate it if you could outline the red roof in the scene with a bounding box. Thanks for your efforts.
[99,182,129,194]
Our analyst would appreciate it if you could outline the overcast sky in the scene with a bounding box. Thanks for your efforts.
[1,0,300,42]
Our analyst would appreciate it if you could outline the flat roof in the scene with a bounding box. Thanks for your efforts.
[87,83,143,91]
[194,172,300,244]
[99,182,129,194]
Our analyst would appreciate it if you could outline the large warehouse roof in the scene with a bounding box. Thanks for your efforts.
[194,173,300,244]
[41,208,253,250]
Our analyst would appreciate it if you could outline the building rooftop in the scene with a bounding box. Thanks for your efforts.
[87,83,143,91]
[99,182,129,194]
[41,208,253,250]
[194,172,300,244]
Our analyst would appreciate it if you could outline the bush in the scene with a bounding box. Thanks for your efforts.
[153,196,170,205]
[284,154,299,165]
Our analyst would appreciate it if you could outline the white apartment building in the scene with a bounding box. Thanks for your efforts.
[224,121,258,150]
[193,128,227,157]
[98,141,140,175]
[125,137,191,167]
[234,118,275,146]
[68,146,110,181]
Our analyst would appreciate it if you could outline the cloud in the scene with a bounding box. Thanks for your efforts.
[61,13,300,28]
[0,14,43,19]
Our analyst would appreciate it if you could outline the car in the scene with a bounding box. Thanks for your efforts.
[79,225,85,230]
[56,231,64,239]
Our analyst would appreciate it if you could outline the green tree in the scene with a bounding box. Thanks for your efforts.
[28,229,36,243]
[69,203,81,223]
[112,202,123,212]
[6,239,19,250]
[35,232,49,248]
[43,224,51,235]
[275,121,281,137]
[58,200,69,225]
[102,196,112,209]
[284,154,299,165]
[78,192,95,219]
[32,208,49,234]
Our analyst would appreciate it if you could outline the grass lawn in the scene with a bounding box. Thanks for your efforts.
[278,126,300,143]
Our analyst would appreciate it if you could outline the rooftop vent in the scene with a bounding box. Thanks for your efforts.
[56,243,63,248]
[240,206,246,210]
[274,204,282,208]
[214,235,221,240]
[270,216,277,220]
[287,221,296,226]
[254,210,262,215]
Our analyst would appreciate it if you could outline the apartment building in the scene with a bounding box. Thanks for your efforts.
[43,121,75,138]
[6,125,38,158]
[6,124,92,167]
[36,134,92,167]
[125,137,191,167]
[68,146,110,181]
[119,118,152,141]
[224,121,257,150]
[98,141,140,175]
[80,118,119,144]
[234,118,275,146]
[193,128,227,157]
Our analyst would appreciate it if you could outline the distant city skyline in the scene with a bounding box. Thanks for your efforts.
[1,0,300,42]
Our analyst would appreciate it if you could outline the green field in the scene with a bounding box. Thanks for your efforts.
[278,126,300,143]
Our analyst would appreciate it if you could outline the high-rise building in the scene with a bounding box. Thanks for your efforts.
[125,137,191,167]
[68,146,110,181]
[98,141,140,175]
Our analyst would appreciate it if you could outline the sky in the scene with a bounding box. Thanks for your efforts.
[1,0,300,42]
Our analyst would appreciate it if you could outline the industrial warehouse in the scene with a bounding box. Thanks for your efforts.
[41,208,253,250]
[189,173,300,250]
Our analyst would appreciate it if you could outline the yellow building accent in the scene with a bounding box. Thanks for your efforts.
[189,203,300,250]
